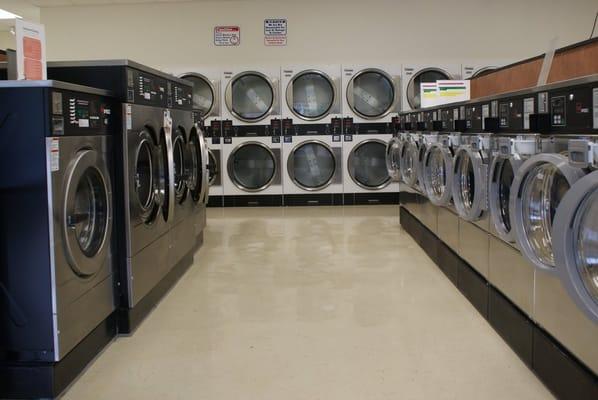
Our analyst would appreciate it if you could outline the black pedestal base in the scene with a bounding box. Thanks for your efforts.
[223,194,283,207]
[283,193,343,206]
[343,192,400,205]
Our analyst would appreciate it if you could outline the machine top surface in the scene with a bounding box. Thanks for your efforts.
[0,79,113,97]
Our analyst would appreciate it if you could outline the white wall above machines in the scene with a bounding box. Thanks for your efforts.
[36,0,598,70]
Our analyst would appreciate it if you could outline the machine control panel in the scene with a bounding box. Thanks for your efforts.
[548,85,596,132]
[127,68,168,107]
[50,89,113,136]
[168,82,193,110]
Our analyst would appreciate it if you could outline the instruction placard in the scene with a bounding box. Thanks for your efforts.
[214,26,240,46]
[264,18,287,46]
[15,19,46,80]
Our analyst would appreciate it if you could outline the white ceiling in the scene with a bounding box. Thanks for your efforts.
[28,0,224,6]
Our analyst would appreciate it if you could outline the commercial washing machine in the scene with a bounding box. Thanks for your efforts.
[48,60,197,333]
[398,114,424,219]
[401,63,461,111]
[177,69,223,207]
[342,65,401,204]
[170,108,207,266]
[509,76,598,376]
[0,81,117,398]
[281,65,343,206]
[221,67,282,206]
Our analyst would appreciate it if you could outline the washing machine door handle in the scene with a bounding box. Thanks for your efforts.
[152,144,166,207]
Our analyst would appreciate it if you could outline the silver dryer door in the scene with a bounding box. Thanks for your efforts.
[511,153,585,273]
[348,139,391,190]
[180,73,217,119]
[406,68,453,110]
[452,146,488,221]
[423,143,454,206]
[553,170,598,322]
[63,149,113,277]
[287,70,337,121]
[188,125,209,205]
[488,153,523,242]
[346,69,397,120]
[385,136,402,181]
[228,141,278,192]
[288,140,338,191]
[225,72,277,123]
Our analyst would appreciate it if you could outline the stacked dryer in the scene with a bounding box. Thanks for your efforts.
[342,65,401,204]
[48,60,206,333]
[221,67,283,207]
[401,63,462,111]
[177,69,223,208]
[281,65,343,205]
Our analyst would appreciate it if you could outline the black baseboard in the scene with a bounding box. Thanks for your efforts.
[117,252,194,334]
[223,194,283,207]
[0,312,117,399]
[283,193,343,206]
[344,192,400,205]
[399,206,598,399]
[488,286,533,367]
[207,195,223,207]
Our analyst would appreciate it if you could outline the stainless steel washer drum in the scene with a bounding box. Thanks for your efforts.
[423,142,454,206]
[553,170,598,322]
[510,153,585,273]
[400,138,419,188]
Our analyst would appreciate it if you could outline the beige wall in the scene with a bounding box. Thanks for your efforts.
[37,0,598,72]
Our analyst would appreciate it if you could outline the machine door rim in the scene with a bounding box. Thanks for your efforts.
[227,141,278,192]
[346,68,398,120]
[451,145,487,221]
[423,142,454,206]
[288,139,337,191]
[286,69,337,122]
[347,138,392,190]
[225,71,277,123]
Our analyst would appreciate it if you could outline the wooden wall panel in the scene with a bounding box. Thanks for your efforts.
[470,38,598,99]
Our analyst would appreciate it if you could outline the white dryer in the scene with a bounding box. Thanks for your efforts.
[281,65,343,206]
[461,63,501,80]
[341,65,401,204]
[221,66,282,207]
[401,63,461,111]
[177,69,223,207]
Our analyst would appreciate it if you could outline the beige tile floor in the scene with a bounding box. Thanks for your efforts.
[63,206,553,400]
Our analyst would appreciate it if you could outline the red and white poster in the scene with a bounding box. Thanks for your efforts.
[15,19,46,80]
[214,26,240,46]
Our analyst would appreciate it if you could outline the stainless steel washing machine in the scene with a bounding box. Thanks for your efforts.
[0,81,116,362]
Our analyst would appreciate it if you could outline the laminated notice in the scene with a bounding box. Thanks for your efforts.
[50,138,60,172]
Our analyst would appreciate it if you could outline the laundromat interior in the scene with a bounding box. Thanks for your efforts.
[1,0,598,399]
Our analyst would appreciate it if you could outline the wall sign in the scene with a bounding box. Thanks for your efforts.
[15,19,46,80]
[214,26,240,46]
[264,18,287,46]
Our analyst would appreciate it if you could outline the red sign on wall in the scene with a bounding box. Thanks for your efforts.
[214,26,240,46]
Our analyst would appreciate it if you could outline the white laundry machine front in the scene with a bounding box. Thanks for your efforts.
[281,65,343,206]
[221,66,282,206]
[401,63,462,111]
[341,65,401,204]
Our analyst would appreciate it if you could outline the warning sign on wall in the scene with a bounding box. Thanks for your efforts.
[214,26,240,46]
[264,18,287,46]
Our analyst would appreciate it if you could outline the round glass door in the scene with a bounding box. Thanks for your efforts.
[188,128,203,202]
[489,155,521,242]
[554,171,598,322]
[348,70,395,119]
[289,71,335,120]
[385,137,402,181]
[134,130,162,225]
[208,149,219,185]
[400,140,419,187]
[135,140,154,212]
[348,140,390,189]
[230,73,274,122]
[423,144,453,205]
[406,68,452,109]
[228,142,276,192]
[511,154,584,272]
[172,129,187,203]
[181,74,215,117]
[452,147,487,221]
[160,128,171,222]
[289,141,336,190]
[63,150,112,277]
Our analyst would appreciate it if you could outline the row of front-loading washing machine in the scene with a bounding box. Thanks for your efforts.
[0,61,210,398]
[388,74,598,381]
[168,63,504,207]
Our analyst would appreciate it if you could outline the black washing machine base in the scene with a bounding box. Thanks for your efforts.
[0,313,117,399]
[207,195,223,208]
[399,206,598,400]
